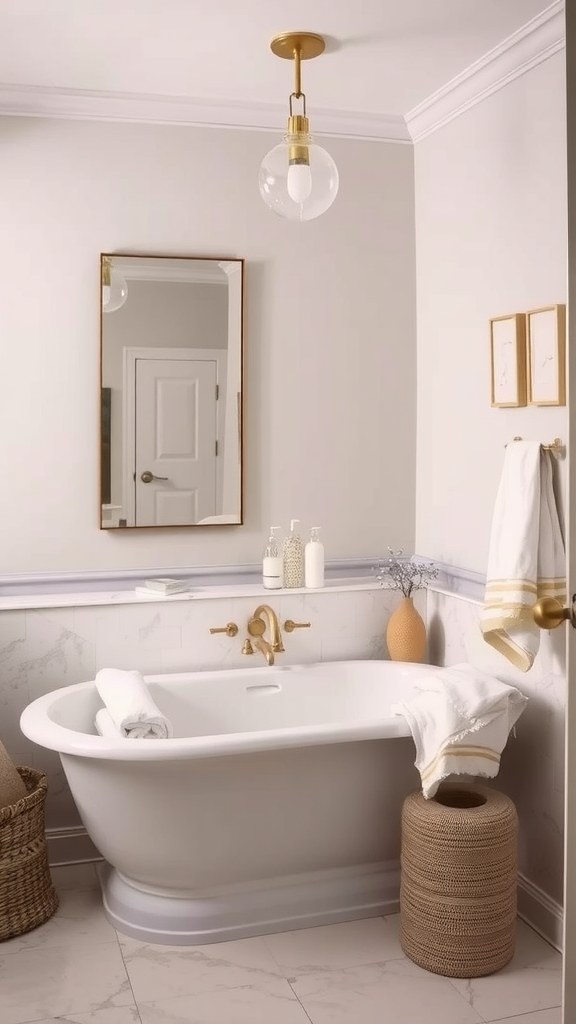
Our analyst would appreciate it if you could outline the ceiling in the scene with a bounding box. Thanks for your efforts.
[0,1,563,141]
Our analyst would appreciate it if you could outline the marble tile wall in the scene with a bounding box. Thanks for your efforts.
[0,586,401,830]
[427,587,566,905]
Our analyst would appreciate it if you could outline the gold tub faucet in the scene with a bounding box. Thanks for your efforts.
[247,604,285,664]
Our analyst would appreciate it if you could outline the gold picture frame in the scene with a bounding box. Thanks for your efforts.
[526,304,566,406]
[489,313,527,408]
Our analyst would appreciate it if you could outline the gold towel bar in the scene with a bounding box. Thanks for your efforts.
[509,436,564,454]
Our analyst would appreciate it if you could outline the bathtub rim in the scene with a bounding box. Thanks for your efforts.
[20,659,437,761]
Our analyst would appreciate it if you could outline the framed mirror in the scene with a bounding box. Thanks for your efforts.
[100,254,244,529]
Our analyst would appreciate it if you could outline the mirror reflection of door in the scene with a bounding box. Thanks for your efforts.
[132,352,220,526]
[100,255,243,529]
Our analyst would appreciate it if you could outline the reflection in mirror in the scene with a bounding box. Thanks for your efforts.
[100,255,244,529]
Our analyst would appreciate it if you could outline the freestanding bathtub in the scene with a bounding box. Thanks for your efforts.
[20,659,437,945]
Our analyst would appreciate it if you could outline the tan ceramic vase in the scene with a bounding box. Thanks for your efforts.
[386,596,427,663]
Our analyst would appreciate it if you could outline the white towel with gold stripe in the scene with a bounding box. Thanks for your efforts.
[393,664,528,799]
[481,441,565,672]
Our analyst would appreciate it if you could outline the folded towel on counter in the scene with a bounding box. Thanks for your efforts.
[392,663,528,799]
[481,440,565,672]
[95,668,173,739]
[0,739,27,809]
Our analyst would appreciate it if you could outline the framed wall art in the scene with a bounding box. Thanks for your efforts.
[526,304,566,406]
[489,312,527,408]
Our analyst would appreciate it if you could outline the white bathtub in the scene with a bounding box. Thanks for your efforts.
[20,659,437,945]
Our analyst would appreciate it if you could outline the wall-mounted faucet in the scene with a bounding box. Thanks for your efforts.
[246,604,284,665]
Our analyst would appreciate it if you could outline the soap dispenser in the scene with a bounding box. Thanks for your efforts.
[263,526,283,590]
[305,527,325,589]
[283,519,304,588]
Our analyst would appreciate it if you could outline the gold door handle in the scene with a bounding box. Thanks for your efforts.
[284,619,311,632]
[209,622,239,637]
[533,597,572,629]
[141,471,169,483]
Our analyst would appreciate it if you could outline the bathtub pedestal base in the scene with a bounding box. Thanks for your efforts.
[98,861,400,946]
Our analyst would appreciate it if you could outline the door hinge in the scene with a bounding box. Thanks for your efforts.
[215,440,219,456]
[215,384,219,400]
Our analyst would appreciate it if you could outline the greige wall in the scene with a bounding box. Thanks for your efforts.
[414,52,567,573]
[0,118,417,572]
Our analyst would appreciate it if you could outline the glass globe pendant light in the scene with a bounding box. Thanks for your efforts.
[101,256,128,313]
[259,32,339,222]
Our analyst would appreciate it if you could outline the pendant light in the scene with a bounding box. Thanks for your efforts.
[101,256,128,313]
[259,32,339,221]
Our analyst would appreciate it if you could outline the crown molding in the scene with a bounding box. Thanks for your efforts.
[118,261,227,284]
[0,4,564,147]
[406,0,565,143]
[0,82,411,143]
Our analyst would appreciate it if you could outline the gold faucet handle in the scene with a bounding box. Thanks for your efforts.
[241,639,255,655]
[247,616,266,638]
[209,622,239,637]
[284,619,311,632]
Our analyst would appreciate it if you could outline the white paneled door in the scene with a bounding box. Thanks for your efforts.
[135,356,218,526]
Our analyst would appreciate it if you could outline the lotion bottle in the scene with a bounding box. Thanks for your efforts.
[263,526,283,590]
[283,519,304,588]
[305,527,325,589]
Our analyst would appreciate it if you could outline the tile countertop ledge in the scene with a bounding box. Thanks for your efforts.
[0,578,386,612]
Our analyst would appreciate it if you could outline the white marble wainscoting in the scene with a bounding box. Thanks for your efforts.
[0,863,562,1024]
[426,586,566,941]
[0,583,401,846]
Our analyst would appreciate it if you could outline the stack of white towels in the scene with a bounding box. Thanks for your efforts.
[94,669,173,739]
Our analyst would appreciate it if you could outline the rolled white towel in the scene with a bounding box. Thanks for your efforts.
[95,668,173,739]
[95,708,120,738]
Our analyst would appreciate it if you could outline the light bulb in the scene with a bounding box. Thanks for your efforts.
[259,133,338,222]
[102,267,128,313]
[287,163,312,204]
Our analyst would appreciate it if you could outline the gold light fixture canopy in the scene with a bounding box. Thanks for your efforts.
[258,31,339,221]
[269,32,326,61]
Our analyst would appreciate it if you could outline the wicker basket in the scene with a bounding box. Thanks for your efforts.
[400,785,518,978]
[0,766,59,941]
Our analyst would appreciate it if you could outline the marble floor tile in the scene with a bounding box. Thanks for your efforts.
[262,915,404,976]
[291,958,483,1023]
[448,920,562,1022]
[28,1008,142,1024]
[0,888,118,954]
[490,1009,562,1023]
[0,941,134,1024]
[137,979,311,1024]
[119,933,282,1004]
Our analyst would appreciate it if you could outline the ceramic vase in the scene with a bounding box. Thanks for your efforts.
[386,595,426,663]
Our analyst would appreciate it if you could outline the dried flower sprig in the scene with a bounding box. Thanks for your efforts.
[375,547,438,598]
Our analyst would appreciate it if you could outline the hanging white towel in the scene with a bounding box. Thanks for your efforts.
[95,668,173,739]
[393,663,528,799]
[481,442,565,672]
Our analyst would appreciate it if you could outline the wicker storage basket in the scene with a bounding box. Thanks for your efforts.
[400,785,518,978]
[0,766,58,941]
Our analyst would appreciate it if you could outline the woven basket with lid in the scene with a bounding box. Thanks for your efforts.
[0,766,59,942]
[400,785,518,978]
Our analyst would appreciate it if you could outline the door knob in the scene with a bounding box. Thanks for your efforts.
[140,471,169,483]
[533,596,573,629]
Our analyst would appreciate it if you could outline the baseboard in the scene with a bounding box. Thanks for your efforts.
[46,825,102,866]
[517,872,563,952]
